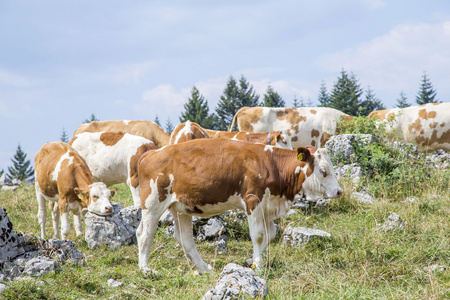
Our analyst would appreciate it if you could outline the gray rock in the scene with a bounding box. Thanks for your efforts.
[283,226,331,247]
[291,199,310,209]
[380,213,405,231]
[202,263,268,300]
[107,278,124,288]
[352,191,375,204]
[197,217,226,241]
[84,203,142,249]
[405,197,417,203]
[159,210,174,226]
[23,257,60,276]
[11,179,22,186]
[422,264,446,273]
[325,134,377,163]
[1,185,19,192]
[0,282,9,295]
[0,174,6,186]
[0,207,25,264]
[335,163,362,183]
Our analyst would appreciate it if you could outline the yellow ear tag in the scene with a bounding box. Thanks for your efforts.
[77,194,84,200]
[297,153,303,161]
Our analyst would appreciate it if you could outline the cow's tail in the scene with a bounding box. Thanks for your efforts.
[229,107,246,132]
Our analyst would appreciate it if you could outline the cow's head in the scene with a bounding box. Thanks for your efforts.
[74,182,115,215]
[296,146,342,201]
[274,130,293,150]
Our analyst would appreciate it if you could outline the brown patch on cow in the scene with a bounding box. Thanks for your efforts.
[418,109,437,120]
[68,136,77,145]
[238,107,264,131]
[244,195,261,215]
[368,109,390,120]
[320,132,331,147]
[310,109,317,114]
[440,122,446,127]
[430,122,438,129]
[276,109,305,134]
[311,129,320,138]
[100,131,125,146]
[408,118,422,133]
[129,143,158,189]
[311,140,316,147]
[415,128,450,148]
[291,136,298,142]
[420,129,425,134]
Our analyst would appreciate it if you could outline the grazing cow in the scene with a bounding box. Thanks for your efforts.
[169,121,210,144]
[73,120,170,148]
[230,106,352,148]
[69,131,158,206]
[368,103,450,152]
[136,139,342,273]
[35,142,115,239]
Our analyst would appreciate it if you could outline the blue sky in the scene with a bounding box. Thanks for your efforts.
[1,0,450,171]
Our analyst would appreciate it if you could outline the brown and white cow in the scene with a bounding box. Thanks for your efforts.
[69,131,158,207]
[73,120,170,148]
[368,103,450,152]
[169,121,210,144]
[169,120,293,149]
[35,142,115,239]
[230,106,352,148]
[136,139,342,273]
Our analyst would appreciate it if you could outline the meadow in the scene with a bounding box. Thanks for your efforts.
[1,118,449,299]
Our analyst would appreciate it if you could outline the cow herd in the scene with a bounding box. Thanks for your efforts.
[33,102,450,274]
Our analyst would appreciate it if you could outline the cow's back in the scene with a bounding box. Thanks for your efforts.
[73,120,170,148]
[233,106,349,148]
[169,121,209,144]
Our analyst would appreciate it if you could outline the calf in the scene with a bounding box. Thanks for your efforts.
[136,139,342,274]
[35,142,115,239]
[70,131,158,207]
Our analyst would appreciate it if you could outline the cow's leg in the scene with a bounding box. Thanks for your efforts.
[59,201,71,240]
[170,208,211,273]
[73,212,84,237]
[127,177,141,207]
[247,212,275,270]
[36,189,47,239]
[50,202,61,239]
[136,204,165,273]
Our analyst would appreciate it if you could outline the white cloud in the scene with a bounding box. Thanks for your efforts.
[134,84,190,120]
[0,70,37,87]
[110,61,158,84]
[316,22,450,104]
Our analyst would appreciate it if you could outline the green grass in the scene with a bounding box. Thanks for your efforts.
[1,179,449,299]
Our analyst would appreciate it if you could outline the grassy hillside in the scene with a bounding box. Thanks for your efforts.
[1,174,449,299]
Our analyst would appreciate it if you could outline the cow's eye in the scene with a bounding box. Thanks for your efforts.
[319,168,327,177]
[92,195,99,200]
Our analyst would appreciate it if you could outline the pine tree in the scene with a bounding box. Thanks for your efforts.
[359,86,386,116]
[154,115,161,126]
[292,95,300,108]
[180,86,216,129]
[7,144,34,181]
[215,75,259,131]
[261,85,285,107]
[317,81,330,107]
[328,69,363,116]
[165,118,174,134]
[396,91,411,108]
[83,113,99,124]
[416,72,439,105]
[60,127,69,143]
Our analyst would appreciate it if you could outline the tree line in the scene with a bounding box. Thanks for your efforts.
[1,69,440,182]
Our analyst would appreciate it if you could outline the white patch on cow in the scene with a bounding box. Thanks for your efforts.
[158,173,164,176]
[264,145,274,152]
[123,120,131,125]
[258,174,262,179]
[295,166,301,175]
[301,148,342,201]
[52,150,74,181]
[173,121,194,144]
[86,182,113,215]
[232,133,240,139]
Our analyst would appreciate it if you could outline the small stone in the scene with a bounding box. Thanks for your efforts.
[283,226,331,247]
[380,213,405,231]
[107,278,124,288]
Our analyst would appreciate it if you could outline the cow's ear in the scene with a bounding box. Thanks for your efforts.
[305,145,317,154]
[276,133,282,142]
[74,187,88,201]
[296,147,311,162]
[110,189,115,198]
